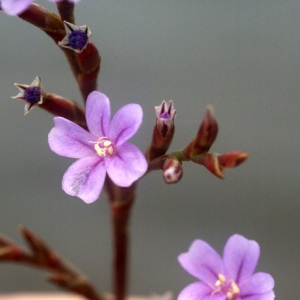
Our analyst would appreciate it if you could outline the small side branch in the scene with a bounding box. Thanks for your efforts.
[0,226,103,300]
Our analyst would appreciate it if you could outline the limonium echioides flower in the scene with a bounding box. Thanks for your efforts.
[178,234,275,300]
[59,21,92,53]
[48,91,148,204]
[12,76,44,115]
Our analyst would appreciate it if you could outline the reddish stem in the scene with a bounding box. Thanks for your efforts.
[105,178,136,300]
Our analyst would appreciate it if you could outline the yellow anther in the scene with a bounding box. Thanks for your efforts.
[218,274,226,283]
[103,140,112,147]
[211,274,239,300]
[93,137,115,157]
[231,281,240,294]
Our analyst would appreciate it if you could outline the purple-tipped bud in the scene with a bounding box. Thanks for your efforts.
[163,156,183,184]
[146,100,176,161]
[155,100,176,138]
[58,21,92,53]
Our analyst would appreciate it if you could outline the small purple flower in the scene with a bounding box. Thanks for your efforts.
[0,0,79,16]
[48,91,148,204]
[58,21,92,53]
[178,234,275,300]
[12,76,44,115]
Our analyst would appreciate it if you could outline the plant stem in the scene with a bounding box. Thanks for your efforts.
[105,178,136,300]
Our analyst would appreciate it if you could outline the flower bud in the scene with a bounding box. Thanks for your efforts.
[162,156,183,184]
[155,100,176,138]
[189,105,218,156]
[146,101,176,161]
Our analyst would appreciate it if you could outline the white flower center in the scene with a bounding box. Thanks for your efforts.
[93,137,115,157]
[211,274,240,300]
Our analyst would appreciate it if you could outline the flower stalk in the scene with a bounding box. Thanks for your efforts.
[0,226,103,300]
[107,180,137,300]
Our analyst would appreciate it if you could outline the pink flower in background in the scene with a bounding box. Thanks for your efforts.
[0,0,80,16]
[178,234,275,300]
[48,91,147,204]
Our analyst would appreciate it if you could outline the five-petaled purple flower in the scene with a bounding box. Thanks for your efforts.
[48,91,148,204]
[0,0,80,16]
[178,234,275,300]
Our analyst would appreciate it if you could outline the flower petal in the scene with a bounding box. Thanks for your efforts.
[62,157,105,204]
[109,103,143,146]
[223,234,260,283]
[239,272,275,300]
[105,142,147,187]
[178,239,224,285]
[178,282,224,300]
[1,0,33,15]
[86,91,110,137]
[48,117,96,158]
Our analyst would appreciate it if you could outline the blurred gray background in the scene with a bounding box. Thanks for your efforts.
[0,1,299,299]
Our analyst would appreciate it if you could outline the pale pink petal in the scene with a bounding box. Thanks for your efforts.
[239,272,275,300]
[1,0,33,15]
[223,234,260,283]
[178,282,224,300]
[48,117,96,158]
[109,103,143,146]
[62,157,105,204]
[178,239,224,285]
[105,143,147,187]
[86,91,110,137]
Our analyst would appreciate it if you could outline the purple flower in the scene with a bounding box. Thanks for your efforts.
[178,234,275,300]
[0,0,80,16]
[58,21,92,53]
[48,91,148,204]
[12,76,45,115]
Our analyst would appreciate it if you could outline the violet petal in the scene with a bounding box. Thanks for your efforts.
[86,91,110,137]
[105,142,147,187]
[48,117,96,159]
[178,282,224,300]
[223,234,260,283]
[109,103,143,146]
[239,272,275,300]
[1,0,33,15]
[178,239,224,285]
[62,156,105,204]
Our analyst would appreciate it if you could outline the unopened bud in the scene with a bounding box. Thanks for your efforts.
[190,105,218,156]
[146,101,176,161]
[155,100,176,138]
[218,151,248,168]
[163,157,183,184]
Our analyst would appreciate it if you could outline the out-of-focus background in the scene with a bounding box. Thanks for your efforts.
[0,1,299,299]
